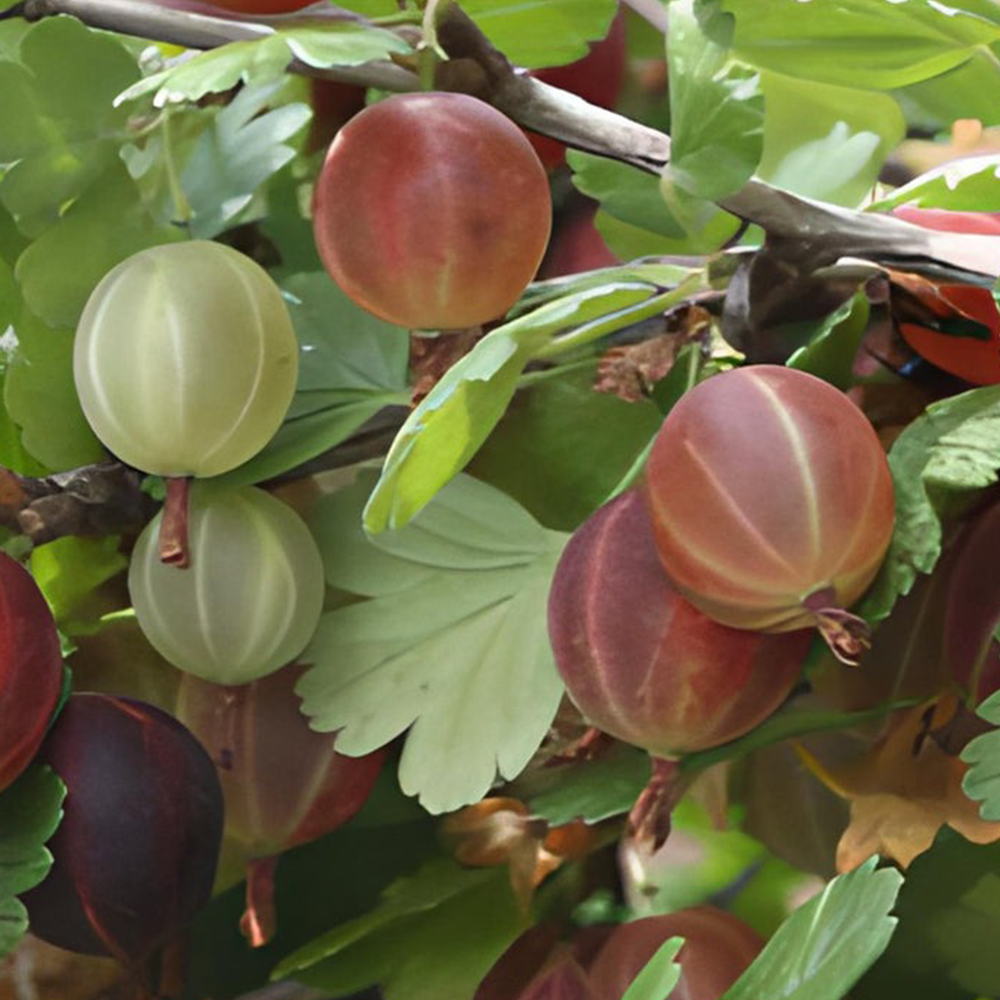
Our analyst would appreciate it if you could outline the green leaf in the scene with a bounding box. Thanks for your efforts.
[720,858,902,1000]
[210,271,410,488]
[0,257,46,475]
[460,0,618,68]
[568,152,687,239]
[116,24,410,106]
[787,294,870,390]
[123,81,311,240]
[3,303,104,470]
[757,73,905,207]
[898,49,1000,128]
[215,396,399,489]
[961,690,1000,820]
[468,361,663,531]
[284,272,411,395]
[567,149,744,254]
[527,745,652,825]
[854,831,1000,999]
[299,473,567,813]
[717,0,1000,90]
[29,535,127,632]
[0,766,66,960]
[363,282,660,532]
[0,17,139,238]
[861,384,1000,622]
[665,0,764,203]
[870,154,1000,212]
[621,937,684,1000]
[14,159,182,329]
[272,860,524,1000]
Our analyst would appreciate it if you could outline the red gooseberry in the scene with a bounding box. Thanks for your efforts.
[547,491,808,759]
[644,365,895,662]
[312,92,552,330]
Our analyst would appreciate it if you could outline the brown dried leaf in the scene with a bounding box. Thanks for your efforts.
[594,303,711,402]
[797,695,1000,872]
[443,798,595,911]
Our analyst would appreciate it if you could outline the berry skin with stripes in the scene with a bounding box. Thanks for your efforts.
[547,490,808,759]
[644,365,894,658]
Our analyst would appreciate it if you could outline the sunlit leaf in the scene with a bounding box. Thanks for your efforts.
[460,0,618,67]
[717,0,1000,90]
[961,690,1000,820]
[117,24,409,106]
[721,858,902,1000]
[300,473,567,813]
[664,0,764,203]
[363,282,659,532]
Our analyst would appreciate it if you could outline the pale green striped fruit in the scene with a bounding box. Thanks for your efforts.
[74,241,298,477]
[129,486,325,684]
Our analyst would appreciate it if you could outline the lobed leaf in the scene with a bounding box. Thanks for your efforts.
[300,473,567,813]
[0,17,138,238]
[117,24,409,107]
[861,384,1000,622]
[124,81,311,240]
[0,766,66,960]
[664,0,764,204]
[3,297,104,471]
[961,691,1000,821]
[720,858,903,1000]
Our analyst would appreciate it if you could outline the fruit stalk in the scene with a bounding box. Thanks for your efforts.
[159,476,191,568]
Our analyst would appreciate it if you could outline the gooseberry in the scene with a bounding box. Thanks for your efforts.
[547,491,808,759]
[73,240,298,480]
[588,907,764,1000]
[312,92,552,329]
[21,693,223,968]
[128,485,325,685]
[175,664,385,945]
[644,365,894,662]
[0,552,63,793]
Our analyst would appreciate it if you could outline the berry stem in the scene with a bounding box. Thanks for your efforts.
[159,477,191,568]
[627,756,685,850]
[240,856,280,948]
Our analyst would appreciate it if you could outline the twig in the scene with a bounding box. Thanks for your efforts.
[0,462,154,544]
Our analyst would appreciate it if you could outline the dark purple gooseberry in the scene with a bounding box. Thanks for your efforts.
[21,693,224,969]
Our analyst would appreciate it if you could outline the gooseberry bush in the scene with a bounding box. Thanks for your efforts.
[6,1,1000,999]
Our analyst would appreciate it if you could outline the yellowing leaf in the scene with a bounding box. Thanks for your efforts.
[798,696,1000,872]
